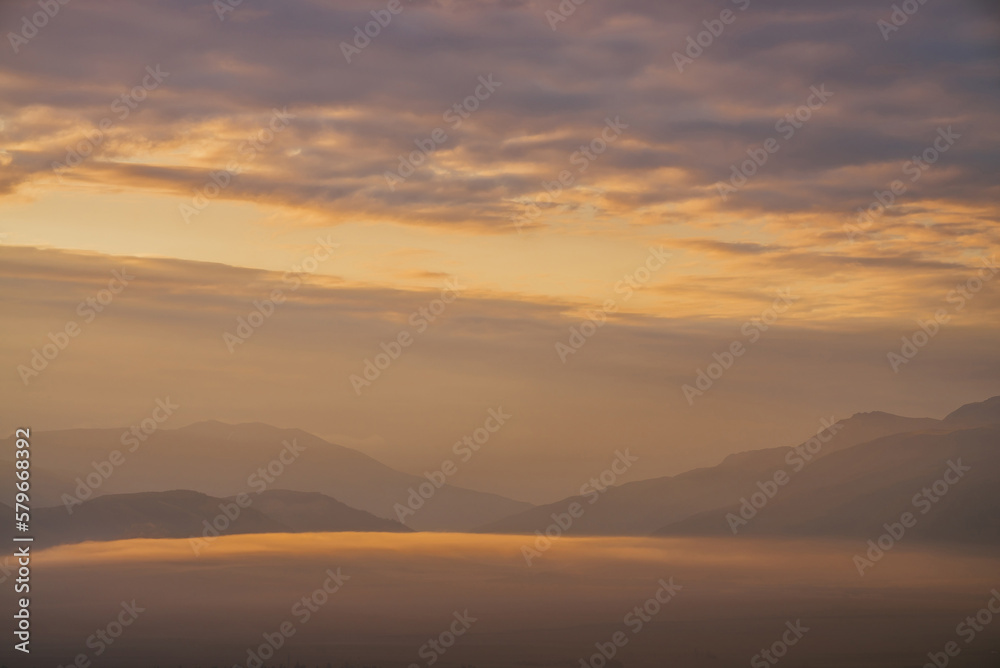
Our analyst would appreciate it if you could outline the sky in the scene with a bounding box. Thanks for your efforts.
[1,0,998,503]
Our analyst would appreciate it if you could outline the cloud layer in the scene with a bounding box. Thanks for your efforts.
[1,0,998,500]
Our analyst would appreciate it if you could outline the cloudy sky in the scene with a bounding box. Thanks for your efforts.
[2,0,998,502]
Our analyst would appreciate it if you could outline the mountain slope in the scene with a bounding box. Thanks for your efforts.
[32,489,412,548]
[481,398,998,537]
[655,426,1000,543]
[0,422,531,531]
[34,490,287,547]
[240,489,411,533]
[943,395,1000,429]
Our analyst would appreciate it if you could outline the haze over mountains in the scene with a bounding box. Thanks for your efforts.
[4,397,999,548]
[656,426,999,542]
[481,396,1000,542]
[3,489,410,549]
[1,421,530,532]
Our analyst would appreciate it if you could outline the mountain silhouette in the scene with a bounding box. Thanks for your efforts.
[26,489,411,548]
[6,397,998,546]
[0,421,531,531]
[480,397,1000,544]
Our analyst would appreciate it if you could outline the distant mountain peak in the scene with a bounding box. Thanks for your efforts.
[9,421,532,532]
[849,410,899,418]
[845,409,921,423]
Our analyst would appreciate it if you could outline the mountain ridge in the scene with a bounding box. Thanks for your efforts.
[21,488,412,548]
[0,421,532,532]
[478,396,1000,538]
[4,396,997,545]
